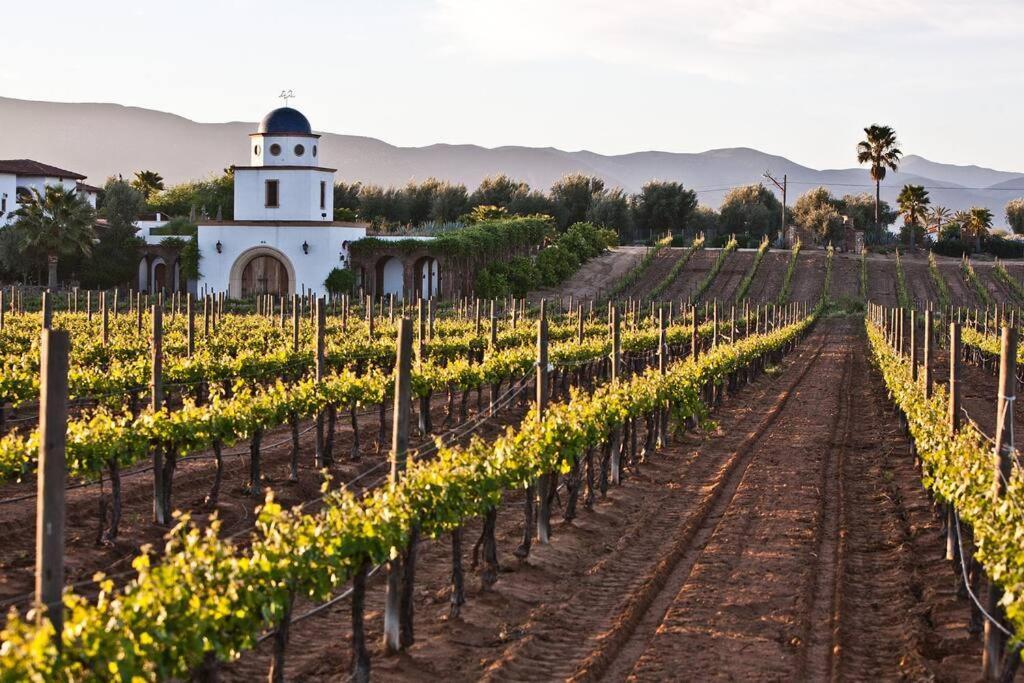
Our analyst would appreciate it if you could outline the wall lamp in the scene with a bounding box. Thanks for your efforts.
[215,240,223,253]
[302,241,310,254]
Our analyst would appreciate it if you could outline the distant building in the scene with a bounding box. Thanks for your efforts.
[0,159,99,225]
[194,106,368,298]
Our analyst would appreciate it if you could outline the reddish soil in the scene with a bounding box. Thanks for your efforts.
[937,262,984,308]
[867,255,899,306]
[744,251,789,303]
[619,247,685,300]
[704,250,755,304]
[829,253,862,302]
[661,249,719,302]
[219,318,984,681]
[974,263,1024,305]
[529,247,647,303]
[902,255,943,308]
[786,250,826,304]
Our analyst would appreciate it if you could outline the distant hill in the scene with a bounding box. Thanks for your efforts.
[1,96,1022,223]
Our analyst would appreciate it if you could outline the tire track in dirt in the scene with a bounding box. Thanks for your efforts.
[937,263,982,308]
[787,250,827,305]
[618,321,849,681]
[476,323,831,683]
[867,256,898,306]
[620,248,684,300]
[744,252,789,304]
[661,250,718,302]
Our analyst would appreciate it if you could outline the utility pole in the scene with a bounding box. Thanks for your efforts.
[764,170,787,242]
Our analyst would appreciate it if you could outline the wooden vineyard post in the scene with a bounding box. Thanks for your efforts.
[0,290,4,331]
[366,294,374,338]
[186,294,194,358]
[489,300,497,350]
[691,305,699,360]
[924,311,934,398]
[610,306,623,485]
[658,306,669,448]
[151,306,167,525]
[41,291,52,330]
[983,326,1016,680]
[291,294,300,353]
[577,304,585,345]
[384,318,413,655]
[35,328,69,642]
[101,292,109,344]
[712,301,719,348]
[136,294,144,334]
[474,298,481,336]
[314,298,329,468]
[536,302,551,544]
[910,309,918,382]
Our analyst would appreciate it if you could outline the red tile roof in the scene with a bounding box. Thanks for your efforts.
[0,159,87,180]
[76,181,102,193]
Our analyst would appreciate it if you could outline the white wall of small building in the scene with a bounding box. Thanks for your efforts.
[0,173,15,224]
[234,168,334,222]
[197,223,366,297]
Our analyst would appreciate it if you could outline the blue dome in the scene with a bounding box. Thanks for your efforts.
[257,107,312,135]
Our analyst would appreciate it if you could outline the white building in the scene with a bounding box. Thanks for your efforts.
[196,106,368,298]
[0,159,100,225]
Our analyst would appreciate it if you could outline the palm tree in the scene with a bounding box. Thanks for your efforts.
[856,125,902,234]
[131,170,165,200]
[965,206,993,253]
[928,205,951,238]
[14,186,96,288]
[952,209,971,242]
[896,184,930,250]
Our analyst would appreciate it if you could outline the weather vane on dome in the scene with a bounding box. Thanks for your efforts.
[279,89,295,108]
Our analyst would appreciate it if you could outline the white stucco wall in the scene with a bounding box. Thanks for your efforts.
[249,134,320,167]
[234,168,334,222]
[381,257,404,297]
[197,223,366,297]
[0,173,15,224]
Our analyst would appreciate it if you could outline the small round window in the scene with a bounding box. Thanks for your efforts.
[253,144,261,156]
[294,144,305,156]
[313,145,317,157]
[269,143,281,156]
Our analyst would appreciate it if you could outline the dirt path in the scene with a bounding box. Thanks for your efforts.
[529,247,647,303]
[704,250,755,304]
[974,263,1024,305]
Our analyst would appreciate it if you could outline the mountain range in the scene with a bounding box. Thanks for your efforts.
[1,96,1022,225]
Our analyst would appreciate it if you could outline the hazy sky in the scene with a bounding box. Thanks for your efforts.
[5,0,1022,171]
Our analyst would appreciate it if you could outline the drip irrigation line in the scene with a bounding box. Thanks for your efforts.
[954,509,1013,637]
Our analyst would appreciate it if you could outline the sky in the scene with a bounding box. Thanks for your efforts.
[4,0,1023,172]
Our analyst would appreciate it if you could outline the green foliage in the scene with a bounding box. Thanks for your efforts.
[324,267,357,296]
[867,319,1024,649]
[468,205,508,223]
[792,186,843,244]
[1006,198,1024,235]
[131,170,165,200]
[688,206,720,238]
[842,192,896,242]
[12,185,97,287]
[0,310,814,679]
[992,260,1024,303]
[630,180,697,241]
[718,184,782,239]
[896,184,930,248]
[549,174,605,230]
[148,217,197,237]
[587,189,633,239]
[159,236,201,280]
[149,171,234,219]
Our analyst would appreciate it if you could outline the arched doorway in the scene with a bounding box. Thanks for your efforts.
[228,246,297,299]
[415,256,440,299]
[241,254,289,297]
[376,256,404,299]
[153,261,167,293]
